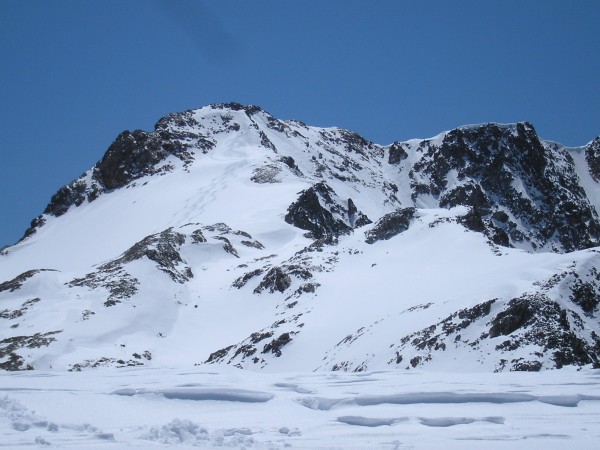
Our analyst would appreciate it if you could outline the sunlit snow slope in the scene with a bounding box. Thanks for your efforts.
[2,103,600,373]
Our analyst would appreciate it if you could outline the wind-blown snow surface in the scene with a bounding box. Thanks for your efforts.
[1,367,600,449]
[2,103,600,446]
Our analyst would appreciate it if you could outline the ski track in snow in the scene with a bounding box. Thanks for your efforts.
[1,367,600,449]
[175,158,247,225]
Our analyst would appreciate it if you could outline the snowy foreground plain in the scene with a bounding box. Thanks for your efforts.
[1,366,600,449]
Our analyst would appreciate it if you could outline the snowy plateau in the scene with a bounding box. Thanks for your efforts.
[1,102,600,448]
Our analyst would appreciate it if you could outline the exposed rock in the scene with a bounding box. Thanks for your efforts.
[213,236,239,258]
[285,182,370,238]
[205,345,235,364]
[251,164,282,183]
[19,216,46,241]
[489,298,534,338]
[439,183,491,211]
[280,155,303,176]
[94,130,172,191]
[22,110,215,237]
[490,293,600,369]
[69,269,139,307]
[68,228,193,306]
[0,298,41,320]
[69,357,144,371]
[203,326,297,367]
[0,269,56,293]
[241,240,265,249]
[409,123,600,251]
[365,208,416,244]
[512,359,543,372]
[387,142,408,164]
[585,136,600,181]
[458,208,486,233]
[190,229,207,243]
[347,198,370,228]
[105,228,192,283]
[285,183,351,238]
[262,332,293,357]
[569,280,599,314]
[254,267,292,294]
[0,331,62,371]
[44,179,90,216]
[232,269,264,289]
[391,300,496,364]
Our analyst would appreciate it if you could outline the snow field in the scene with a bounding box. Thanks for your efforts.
[1,367,600,448]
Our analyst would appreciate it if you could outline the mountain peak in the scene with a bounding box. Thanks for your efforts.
[4,105,600,374]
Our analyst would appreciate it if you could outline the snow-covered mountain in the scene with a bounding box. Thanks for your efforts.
[2,102,600,373]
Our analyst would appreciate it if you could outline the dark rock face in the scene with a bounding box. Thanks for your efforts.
[215,102,263,117]
[69,356,146,371]
[69,268,139,308]
[0,331,61,371]
[489,298,534,338]
[391,300,496,369]
[23,110,215,238]
[191,229,207,243]
[108,228,192,283]
[285,182,370,238]
[386,283,600,372]
[0,269,55,293]
[262,333,292,357]
[569,280,600,314]
[44,179,94,216]
[585,136,600,182]
[439,183,490,211]
[93,130,171,191]
[365,208,416,244]
[254,267,292,294]
[213,236,239,258]
[251,164,282,183]
[410,123,600,252]
[19,216,46,241]
[490,293,600,370]
[288,182,351,237]
[68,228,193,306]
[232,269,264,289]
[284,183,351,238]
[0,298,41,320]
[387,142,408,165]
[205,345,235,364]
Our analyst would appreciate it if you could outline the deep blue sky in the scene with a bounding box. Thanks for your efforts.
[1,1,599,247]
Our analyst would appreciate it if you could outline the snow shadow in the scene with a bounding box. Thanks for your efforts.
[419,416,505,427]
[337,416,406,427]
[299,392,598,410]
[113,387,273,402]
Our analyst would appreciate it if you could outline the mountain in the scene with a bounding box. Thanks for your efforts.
[2,103,600,373]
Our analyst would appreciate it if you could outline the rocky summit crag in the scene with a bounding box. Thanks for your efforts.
[2,103,600,373]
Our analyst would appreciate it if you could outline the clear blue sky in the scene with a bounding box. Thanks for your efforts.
[1,0,599,248]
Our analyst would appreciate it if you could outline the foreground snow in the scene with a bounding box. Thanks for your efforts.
[1,367,599,449]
